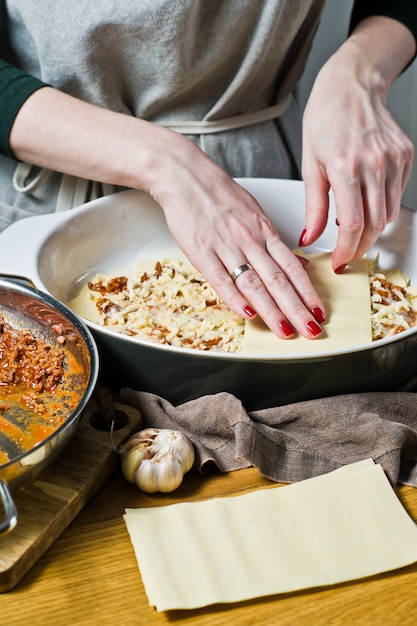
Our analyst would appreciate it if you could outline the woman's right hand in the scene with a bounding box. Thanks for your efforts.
[144,127,325,339]
[9,87,325,339]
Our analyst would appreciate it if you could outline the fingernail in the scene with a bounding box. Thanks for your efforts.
[306,320,322,337]
[279,320,295,338]
[243,305,256,318]
[311,306,326,324]
[295,254,309,268]
[298,228,307,247]
[335,264,346,275]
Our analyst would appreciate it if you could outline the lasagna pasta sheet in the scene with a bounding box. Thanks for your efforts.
[124,459,417,611]
[243,252,372,354]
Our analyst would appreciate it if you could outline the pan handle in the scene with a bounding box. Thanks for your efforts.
[0,479,18,535]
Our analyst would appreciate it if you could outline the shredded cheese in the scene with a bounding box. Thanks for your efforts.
[370,271,417,340]
[87,259,245,352]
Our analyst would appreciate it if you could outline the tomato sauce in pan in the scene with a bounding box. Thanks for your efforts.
[0,312,84,463]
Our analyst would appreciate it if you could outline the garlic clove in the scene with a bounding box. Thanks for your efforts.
[121,447,147,484]
[135,459,160,493]
[136,456,185,493]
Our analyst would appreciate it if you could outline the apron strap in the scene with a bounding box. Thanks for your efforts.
[13,163,53,193]
[157,95,292,134]
[13,163,115,211]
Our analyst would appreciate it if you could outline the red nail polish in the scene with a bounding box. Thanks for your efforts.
[279,320,295,337]
[243,305,256,318]
[298,228,307,247]
[311,306,326,324]
[296,254,309,268]
[306,320,322,337]
[335,264,346,275]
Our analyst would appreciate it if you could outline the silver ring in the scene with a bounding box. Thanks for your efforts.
[230,263,254,282]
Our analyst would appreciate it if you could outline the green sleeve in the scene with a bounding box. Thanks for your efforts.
[350,1,417,64]
[0,59,48,158]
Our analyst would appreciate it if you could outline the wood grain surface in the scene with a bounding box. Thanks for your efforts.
[1,460,417,626]
[0,398,143,591]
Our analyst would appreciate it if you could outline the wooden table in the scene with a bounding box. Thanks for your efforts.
[2,464,417,626]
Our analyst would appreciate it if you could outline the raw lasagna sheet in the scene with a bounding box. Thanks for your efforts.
[124,459,417,611]
[243,253,372,354]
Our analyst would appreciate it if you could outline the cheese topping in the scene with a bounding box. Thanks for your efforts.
[86,259,245,352]
[370,271,417,340]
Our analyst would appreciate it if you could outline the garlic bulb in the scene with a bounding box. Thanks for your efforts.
[121,428,195,493]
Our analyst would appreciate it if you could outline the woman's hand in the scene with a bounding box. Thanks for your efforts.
[300,16,415,273]
[146,132,325,340]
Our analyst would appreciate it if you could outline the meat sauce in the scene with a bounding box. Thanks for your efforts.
[0,312,82,464]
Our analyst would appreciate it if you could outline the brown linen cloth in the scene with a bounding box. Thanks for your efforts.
[119,388,417,488]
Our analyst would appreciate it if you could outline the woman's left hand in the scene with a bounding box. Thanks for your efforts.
[300,16,415,272]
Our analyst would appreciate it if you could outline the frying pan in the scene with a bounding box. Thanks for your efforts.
[0,278,99,534]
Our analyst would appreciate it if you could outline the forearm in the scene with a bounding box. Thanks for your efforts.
[335,16,416,99]
[0,59,47,157]
[350,0,417,60]
[8,85,193,194]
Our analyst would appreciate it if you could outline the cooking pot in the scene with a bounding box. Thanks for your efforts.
[0,279,99,534]
[0,178,416,410]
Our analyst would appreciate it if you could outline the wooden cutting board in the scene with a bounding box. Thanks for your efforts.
[0,394,143,592]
